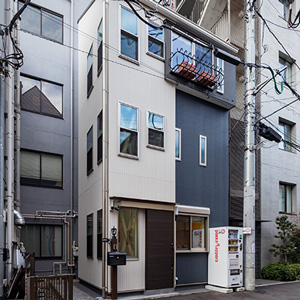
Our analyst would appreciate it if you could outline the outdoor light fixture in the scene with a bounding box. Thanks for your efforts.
[111,226,117,239]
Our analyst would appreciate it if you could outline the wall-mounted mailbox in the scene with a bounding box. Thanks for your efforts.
[107,252,126,266]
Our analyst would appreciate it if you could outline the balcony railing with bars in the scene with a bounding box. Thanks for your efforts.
[170,49,224,90]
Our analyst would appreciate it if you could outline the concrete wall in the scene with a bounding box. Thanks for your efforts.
[260,0,300,267]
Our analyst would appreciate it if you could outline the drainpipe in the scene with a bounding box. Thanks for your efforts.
[5,0,15,281]
[102,0,109,297]
[14,7,21,214]
[0,73,5,298]
[69,0,75,274]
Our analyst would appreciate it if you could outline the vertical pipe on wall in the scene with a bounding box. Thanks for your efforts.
[69,0,75,272]
[5,0,15,281]
[0,73,5,298]
[102,0,109,297]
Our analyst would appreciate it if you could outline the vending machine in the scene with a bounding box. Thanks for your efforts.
[208,227,243,288]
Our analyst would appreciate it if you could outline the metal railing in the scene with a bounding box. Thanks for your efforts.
[25,274,73,300]
[170,49,224,90]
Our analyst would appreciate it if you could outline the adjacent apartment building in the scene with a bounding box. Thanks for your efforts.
[0,0,89,284]
[77,0,238,295]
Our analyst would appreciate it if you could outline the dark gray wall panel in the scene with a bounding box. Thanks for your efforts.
[176,253,208,284]
[176,89,229,227]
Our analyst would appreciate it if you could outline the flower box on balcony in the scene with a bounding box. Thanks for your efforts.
[177,61,198,79]
[197,71,217,87]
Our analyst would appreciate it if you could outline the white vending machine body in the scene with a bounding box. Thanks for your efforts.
[208,227,243,288]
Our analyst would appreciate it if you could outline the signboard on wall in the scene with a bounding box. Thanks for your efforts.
[193,229,204,248]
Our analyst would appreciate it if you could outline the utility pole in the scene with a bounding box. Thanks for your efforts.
[244,0,256,291]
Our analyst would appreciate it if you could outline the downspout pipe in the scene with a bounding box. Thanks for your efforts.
[5,0,15,282]
[102,0,109,297]
[0,73,5,298]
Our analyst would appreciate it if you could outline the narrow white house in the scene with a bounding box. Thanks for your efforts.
[78,0,238,295]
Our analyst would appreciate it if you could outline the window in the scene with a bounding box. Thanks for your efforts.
[278,121,293,152]
[217,58,224,93]
[21,150,62,188]
[199,135,207,167]
[118,208,138,258]
[97,210,102,259]
[98,20,103,73]
[148,25,164,58]
[120,103,138,157]
[97,112,103,163]
[195,43,212,74]
[279,56,292,85]
[147,112,164,149]
[19,1,63,43]
[172,32,192,68]
[87,126,93,174]
[121,7,138,61]
[21,225,62,258]
[176,215,207,251]
[87,45,93,96]
[278,0,289,20]
[279,183,293,214]
[21,75,63,118]
[87,213,93,258]
[175,128,181,161]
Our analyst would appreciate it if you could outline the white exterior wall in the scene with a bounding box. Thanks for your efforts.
[78,0,176,291]
[260,1,300,267]
[78,0,104,288]
[107,1,176,202]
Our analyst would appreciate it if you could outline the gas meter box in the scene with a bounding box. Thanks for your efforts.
[107,252,126,266]
[208,227,243,288]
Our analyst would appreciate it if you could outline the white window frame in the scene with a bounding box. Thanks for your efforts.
[278,0,290,21]
[199,135,207,167]
[175,128,181,161]
[147,111,165,150]
[119,5,139,64]
[216,57,224,94]
[147,23,164,60]
[175,205,210,253]
[118,102,139,159]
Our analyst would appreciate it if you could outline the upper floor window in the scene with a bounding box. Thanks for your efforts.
[278,0,289,20]
[279,56,292,85]
[121,7,138,61]
[87,45,93,96]
[21,150,63,188]
[120,103,138,157]
[279,183,294,214]
[98,20,103,73]
[148,25,164,58]
[175,128,181,161]
[97,210,102,259]
[278,120,294,152]
[87,213,93,258]
[171,33,192,68]
[21,75,63,118]
[19,1,63,43]
[97,111,103,163]
[147,112,164,149]
[199,135,207,167]
[87,126,93,174]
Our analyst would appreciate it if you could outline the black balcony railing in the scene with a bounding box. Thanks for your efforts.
[170,49,224,90]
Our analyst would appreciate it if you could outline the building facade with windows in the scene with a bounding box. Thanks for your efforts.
[15,0,90,275]
[78,0,237,294]
[198,0,300,271]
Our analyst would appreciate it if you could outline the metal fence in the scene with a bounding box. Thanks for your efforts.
[25,274,73,300]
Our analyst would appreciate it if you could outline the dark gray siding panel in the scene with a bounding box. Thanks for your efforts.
[176,253,208,284]
[176,90,229,227]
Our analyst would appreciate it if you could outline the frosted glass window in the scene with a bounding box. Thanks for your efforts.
[199,135,207,166]
[119,208,138,258]
[175,128,181,160]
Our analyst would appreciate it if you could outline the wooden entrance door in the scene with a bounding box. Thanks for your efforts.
[146,210,174,290]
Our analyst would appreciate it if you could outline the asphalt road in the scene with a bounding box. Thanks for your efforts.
[162,282,300,300]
